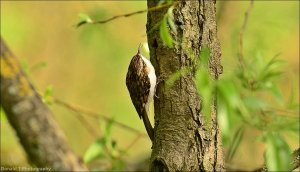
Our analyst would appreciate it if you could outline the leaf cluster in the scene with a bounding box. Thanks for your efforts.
[219,52,298,170]
[83,120,127,171]
[159,5,177,48]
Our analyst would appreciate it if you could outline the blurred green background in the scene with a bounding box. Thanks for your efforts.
[1,1,299,170]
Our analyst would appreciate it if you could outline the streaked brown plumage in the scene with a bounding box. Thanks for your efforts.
[126,45,155,141]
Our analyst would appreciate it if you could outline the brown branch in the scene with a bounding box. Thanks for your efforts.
[76,2,179,28]
[71,108,100,138]
[124,134,143,152]
[0,37,88,171]
[238,0,254,69]
[50,96,147,157]
[51,97,146,162]
[52,97,148,138]
[39,93,99,138]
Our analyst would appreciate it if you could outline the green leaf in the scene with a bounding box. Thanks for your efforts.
[167,17,177,34]
[157,0,166,6]
[167,6,177,34]
[76,13,93,28]
[195,46,213,124]
[42,85,54,105]
[202,91,213,125]
[110,140,120,158]
[269,84,284,104]
[196,70,210,88]
[268,115,299,132]
[105,118,113,139]
[21,60,30,76]
[217,80,240,109]
[84,138,106,163]
[263,55,285,73]
[243,96,267,110]
[195,69,214,126]
[216,79,254,123]
[44,85,53,97]
[260,71,283,85]
[265,132,291,171]
[78,13,93,23]
[0,107,7,122]
[160,15,173,48]
[286,81,299,110]
[199,46,210,68]
[258,56,285,84]
[157,0,174,5]
[218,104,230,141]
[226,126,245,162]
[254,51,265,70]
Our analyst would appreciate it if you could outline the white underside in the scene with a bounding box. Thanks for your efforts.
[141,55,156,113]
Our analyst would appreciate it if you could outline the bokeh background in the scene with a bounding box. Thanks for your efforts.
[1,1,299,170]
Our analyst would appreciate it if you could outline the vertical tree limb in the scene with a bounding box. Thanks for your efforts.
[0,37,88,171]
[147,0,224,171]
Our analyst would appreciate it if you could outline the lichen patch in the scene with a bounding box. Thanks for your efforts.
[0,55,20,78]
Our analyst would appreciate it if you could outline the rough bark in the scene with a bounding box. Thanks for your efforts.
[0,37,88,171]
[147,1,224,171]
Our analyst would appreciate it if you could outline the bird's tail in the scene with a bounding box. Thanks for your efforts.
[142,109,154,141]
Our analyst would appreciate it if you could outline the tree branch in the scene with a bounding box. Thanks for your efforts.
[0,37,88,171]
[238,0,254,69]
[76,2,178,28]
[52,97,148,138]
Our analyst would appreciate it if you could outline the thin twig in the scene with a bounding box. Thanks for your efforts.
[238,0,254,69]
[76,2,179,28]
[263,108,299,118]
[66,106,100,138]
[52,97,148,138]
[124,134,143,152]
[39,92,100,137]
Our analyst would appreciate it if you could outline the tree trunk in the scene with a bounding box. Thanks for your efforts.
[0,38,88,171]
[147,1,224,171]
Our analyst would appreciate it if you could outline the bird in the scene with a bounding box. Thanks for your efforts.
[126,44,156,141]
